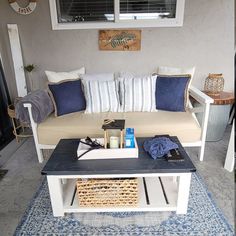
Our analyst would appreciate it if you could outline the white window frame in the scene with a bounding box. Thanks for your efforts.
[49,0,185,30]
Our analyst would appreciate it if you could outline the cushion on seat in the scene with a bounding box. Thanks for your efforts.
[157,66,195,80]
[48,79,86,116]
[155,75,191,112]
[45,67,85,83]
[118,75,157,112]
[37,111,201,145]
[82,80,120,113]
[157,66,195,106]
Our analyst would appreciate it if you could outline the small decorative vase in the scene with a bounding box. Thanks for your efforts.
[204,73,224,95]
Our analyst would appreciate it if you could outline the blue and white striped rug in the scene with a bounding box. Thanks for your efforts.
[14,173,234,236]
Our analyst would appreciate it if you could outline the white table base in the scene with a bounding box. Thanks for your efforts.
[47,173,192,217]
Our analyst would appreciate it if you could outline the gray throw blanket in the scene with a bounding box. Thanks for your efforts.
[15,89,54,124]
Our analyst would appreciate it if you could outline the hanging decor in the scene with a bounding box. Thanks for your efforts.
[99,30,141,51]
[8,0,37,15]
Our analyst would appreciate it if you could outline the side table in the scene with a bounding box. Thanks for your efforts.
[196,91,234,141]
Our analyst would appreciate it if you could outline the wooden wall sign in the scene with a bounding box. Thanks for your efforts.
[99,30,141,51]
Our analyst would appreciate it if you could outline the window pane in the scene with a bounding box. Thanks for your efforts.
[57,0,114,23]
[120,0,177,20]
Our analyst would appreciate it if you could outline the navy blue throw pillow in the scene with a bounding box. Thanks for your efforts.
[48,79,86,116]
[155,75,190,112]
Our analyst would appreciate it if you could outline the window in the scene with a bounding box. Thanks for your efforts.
[49,0,185,30]
[57,0,114,22]
[119,0,176,20]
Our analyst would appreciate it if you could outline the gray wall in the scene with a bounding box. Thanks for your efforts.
[0,0,234,99]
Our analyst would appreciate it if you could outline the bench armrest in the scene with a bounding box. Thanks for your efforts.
[189,86,214,104]
[189,86,213,161]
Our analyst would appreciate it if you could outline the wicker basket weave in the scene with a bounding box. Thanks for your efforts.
[7,103,32,142]
[7,104,16,118]
[204,73,224,95]
[77,178,138,207]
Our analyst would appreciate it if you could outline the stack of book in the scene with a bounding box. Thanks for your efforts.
[165,148,184,162]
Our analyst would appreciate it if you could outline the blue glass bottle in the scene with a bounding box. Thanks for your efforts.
[125,128,135,148]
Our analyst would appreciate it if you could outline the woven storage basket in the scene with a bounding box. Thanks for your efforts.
[77,178,138,207]
[204,73,224,95]
[7,98,22,118]
[7,104,16,118]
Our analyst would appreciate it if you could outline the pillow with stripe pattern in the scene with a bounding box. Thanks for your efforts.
[118,75,157,112]
[82,80,120,113]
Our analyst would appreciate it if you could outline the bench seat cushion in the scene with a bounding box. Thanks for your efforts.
[37,111,201,145]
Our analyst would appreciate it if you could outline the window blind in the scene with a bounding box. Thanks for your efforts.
[120,0,177,20]
[57,0,114,22]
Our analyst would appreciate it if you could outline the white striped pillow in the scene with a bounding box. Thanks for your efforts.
[83,80,120,113]
[118,75,157,112]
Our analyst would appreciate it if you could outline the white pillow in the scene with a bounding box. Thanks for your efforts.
[118,75,157,112]
[83,80,120,113]
[82,73,114,81]
[157,66,195,80]
[45,67,85,83]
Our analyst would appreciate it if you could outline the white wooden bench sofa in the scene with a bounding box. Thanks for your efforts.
[24,86,213,163]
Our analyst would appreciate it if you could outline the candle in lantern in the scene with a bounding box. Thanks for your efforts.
[109,136,119,149]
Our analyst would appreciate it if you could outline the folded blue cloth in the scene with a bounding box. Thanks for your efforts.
[143,137,178,159]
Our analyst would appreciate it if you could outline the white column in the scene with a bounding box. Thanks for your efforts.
[47,176,64,217]
[7,24,27,97]
[176,173,191,214]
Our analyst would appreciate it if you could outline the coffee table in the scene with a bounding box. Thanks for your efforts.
[42,137,196,217]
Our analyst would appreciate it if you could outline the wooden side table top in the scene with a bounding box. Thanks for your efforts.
[203,91,235,105]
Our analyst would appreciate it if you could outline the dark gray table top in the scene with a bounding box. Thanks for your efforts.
[41,137,196,176]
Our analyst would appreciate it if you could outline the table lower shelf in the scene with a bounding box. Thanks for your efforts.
[62,177,178,213]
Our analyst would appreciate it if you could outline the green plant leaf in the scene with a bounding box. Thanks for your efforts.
[24,64,35,72]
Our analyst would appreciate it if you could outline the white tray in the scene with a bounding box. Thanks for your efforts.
[77,138,138,160]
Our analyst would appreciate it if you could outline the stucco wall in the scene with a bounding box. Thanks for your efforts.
[0,0,234,99]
